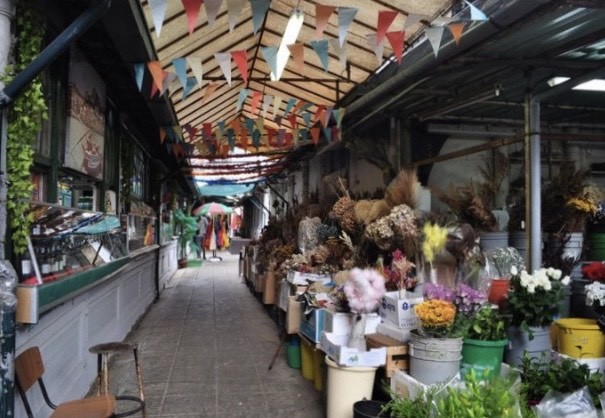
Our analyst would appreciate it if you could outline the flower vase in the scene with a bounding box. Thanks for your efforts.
[505,326,551,367]
[347,313,367,351]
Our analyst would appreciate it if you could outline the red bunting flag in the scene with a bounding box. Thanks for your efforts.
[231,50,249,83]
[310,127,321,145]
[315,4,335,40]
[267,128,277,146]
[182,0,203,35]
[315,104,326,124]
[147,61,164,91]
[240,128,248,149]
[287,43,305,75]
[332,126,340,142]
[202,123,213,139]
[376,10,398,45]
[386,31,405,64]
[250,91,262,115]
[287,113,297,129]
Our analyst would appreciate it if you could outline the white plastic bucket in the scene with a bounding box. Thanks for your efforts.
[325,356,377,418]
[409,348,462,385]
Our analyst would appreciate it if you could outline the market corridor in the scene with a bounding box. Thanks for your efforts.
[106,252,324,417]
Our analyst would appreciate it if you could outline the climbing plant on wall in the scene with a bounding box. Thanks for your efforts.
[4,3,48,255]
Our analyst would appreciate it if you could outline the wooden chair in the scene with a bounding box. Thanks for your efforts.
[15,346,143,418]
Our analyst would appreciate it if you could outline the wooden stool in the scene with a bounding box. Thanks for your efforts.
[89,342,146,418]
[366,333,409,377]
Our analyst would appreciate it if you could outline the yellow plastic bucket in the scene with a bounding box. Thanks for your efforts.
[313,350,324,391]
[555,318,605,359]
[300,335,314,380]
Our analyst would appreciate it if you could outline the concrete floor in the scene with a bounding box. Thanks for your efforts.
[105,251,325,417]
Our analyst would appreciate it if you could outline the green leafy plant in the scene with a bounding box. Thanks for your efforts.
[520,354,604,409]
[435,369,521,418]
[173,209,198,260]
[465,306,508,341]
[3,3,47,255]
[382,387,437,418]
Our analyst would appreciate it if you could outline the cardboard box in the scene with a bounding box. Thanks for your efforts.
[379,291,424,328]
[262,270,276,304]
[321,332,387,367]
[300,308,326,343]
[376,321,419,343]
[286,296,302,334]
[323,310,381,336]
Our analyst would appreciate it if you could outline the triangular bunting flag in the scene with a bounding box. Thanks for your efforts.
[150,81,159,98]
[250,0,270,35]
[333,107,345,128]
[182,0,203,35]
[255,118,264,133]
[465,0,488,21]
[301,102,313,113]
[292,128,299,145]
[287,43,305,75]
[202,123,213,140]
[332,126,340,142]
[205,0,223,27]
[172,57,188,89]
[448,22,465,46]
[310,127,321,145]
[386,31,405,64]
[214,126,223,142]
[315,4,335,40]
[322,126,332,142]
[277,129,286,147]
[284,98,296,117]
[231,50,248,83]
[164,126,175,142]
[250,91,262,115]
[404,13,426,29]
[310,40,330,71]
[244,118,255,136]
[272,96,283,118]
[160,71,176,96]
[240,128,248,149]
[425,26,445,58]
[226,128,235,150]
[134,63,145,91]
[214,52,232,85]
[149,0,167,38]
[262,95,273,117]
[287,113,297,129]
[186,57,203,89]
[315,104,326,124]
[230,119,242,135]
[291,100,306,116]
[302,111,312,128]
[252,129,261,149]
[299,128,308,143]
[226,0,246,32]
[202,81,218,104]
[147,61,164,91]
[274,115,283,127]
[337,7,357,47]
[266,128,276,146]
[322,107,332,128]
[173,125,184,142]
[159,127,167,143]
[328,38,347,70]
[432,16,455,26]
[366,34,385,65]
[182,77,198,100]
[236,88,249,112]
[217,120,226,135]
[376,10,398,45]
[260,46,279,78]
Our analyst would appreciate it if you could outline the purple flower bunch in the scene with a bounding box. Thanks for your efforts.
[424,282,486,316]
[424,283,456,302]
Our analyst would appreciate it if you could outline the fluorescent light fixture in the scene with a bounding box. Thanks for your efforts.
[272,9,304,81]
[547,76,605,92]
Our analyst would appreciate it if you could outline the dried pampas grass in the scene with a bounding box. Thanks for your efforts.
[385,168,418,209]
[354,200,374,223]
[367,199,391,224]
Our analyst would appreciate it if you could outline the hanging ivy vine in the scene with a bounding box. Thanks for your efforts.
[4,4,47,255]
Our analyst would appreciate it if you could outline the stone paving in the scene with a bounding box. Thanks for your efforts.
[105,251,325,417]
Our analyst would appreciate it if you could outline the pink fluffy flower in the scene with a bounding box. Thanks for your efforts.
[343,268,387,313]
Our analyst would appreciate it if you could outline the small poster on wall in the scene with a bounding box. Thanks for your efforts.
[65,47,105,180]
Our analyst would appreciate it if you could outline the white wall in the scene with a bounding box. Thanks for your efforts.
[15,251,158,418]
[348,155,385,196]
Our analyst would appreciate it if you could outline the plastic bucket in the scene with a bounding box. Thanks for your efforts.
[326,356,377,418]
[505,326,551,367]
[479,232,509,252]
[409,347,462,385]
[547,232,584,260]
[509,231,527,258]
[488,279,510,310]
[313,350,324,391]
[461,338,508,379]
[301,336,314,380]
[588,232,605,260]
[570,278,598,319]
[409,331,463,360]
[287,336,301,369]
[555,318,605,358]
[353,400,389,418]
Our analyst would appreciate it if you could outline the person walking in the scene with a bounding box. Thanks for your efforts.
[196,215,208,259]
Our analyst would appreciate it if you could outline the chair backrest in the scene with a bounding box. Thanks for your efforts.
[15,346,45,392]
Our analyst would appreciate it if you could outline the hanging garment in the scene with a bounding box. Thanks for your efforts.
[204,219,214,249]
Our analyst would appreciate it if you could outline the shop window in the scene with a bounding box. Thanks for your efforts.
[57,174,98,211]
[132,146,145,199]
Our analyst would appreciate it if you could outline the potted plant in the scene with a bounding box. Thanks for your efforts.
[461,306,509,379]
[173,208,198,268]
[505,266,570,366]
[485,247,526,310]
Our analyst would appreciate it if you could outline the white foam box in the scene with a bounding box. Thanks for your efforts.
[277,280,290,311]
[321,332,387,367]
[323,310,381,336]
[379,291,424,328]
[376,321,419,343]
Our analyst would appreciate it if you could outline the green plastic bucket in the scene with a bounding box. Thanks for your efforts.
[461,338,508,379]
[287,336,301,369]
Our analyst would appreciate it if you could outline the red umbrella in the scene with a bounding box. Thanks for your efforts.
[193,202,232,216]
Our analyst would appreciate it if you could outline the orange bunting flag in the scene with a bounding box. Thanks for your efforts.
[315,104,326,124]
[202,81,218,104]
[159,127,167,143]
[231,50,249,83]
[147,61,164,91]
[376,10,398,45]
[250,91,262,115]
[310,127,321,145]
[386,31,405,64]
[182,0,203,35]
[315,4,336,40]
[230,119,242,135]
[291,100,307,116]
[448,22,465,45]
[287,43,305,75]
[240,128,249,149]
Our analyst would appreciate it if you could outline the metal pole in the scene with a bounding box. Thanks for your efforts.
[524,87,542,271]
[0,260,17,418]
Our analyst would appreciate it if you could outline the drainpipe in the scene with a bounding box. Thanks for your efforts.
[343,0,551,122]
[0,1,111,416]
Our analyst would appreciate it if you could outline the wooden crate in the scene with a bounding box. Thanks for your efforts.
[366,333,409,377]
